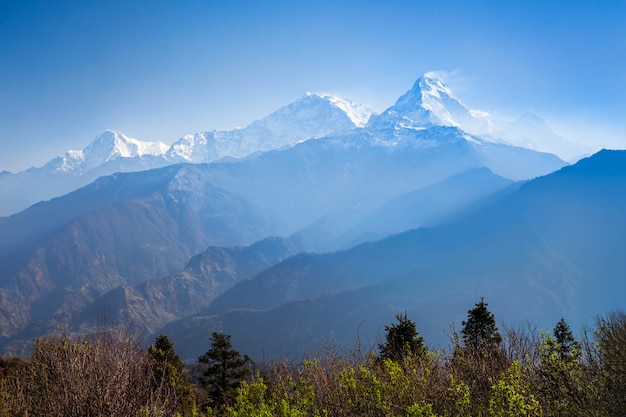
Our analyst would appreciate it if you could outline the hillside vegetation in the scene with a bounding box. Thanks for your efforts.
[0,302,624,416]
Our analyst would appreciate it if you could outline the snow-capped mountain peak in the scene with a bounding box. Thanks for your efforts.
[368,72,494,134]
[166,132,215,163]
[415,72,474,125]
[416,72,457,102]
[368,73,587,161]
[48,130,169,174]
[312,93,373,128]
[166,93,374,164]
[83,130,168,161]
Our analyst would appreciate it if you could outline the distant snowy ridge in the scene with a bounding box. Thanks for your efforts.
[368,72,588,160]
[47,130,169,174]
[492,112,590,162]
[10,73,589,179]
[35,92,372,175]
[0,73,584,217]
[14,74,586,174]
[166,93,373,163]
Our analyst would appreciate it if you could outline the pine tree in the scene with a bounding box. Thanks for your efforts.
[198,332,252,410]
[150,334,186,376]
[538,319,587,415]
[379,312,425,361]
[455,298,506,414]
[148,334,196,416]
[461,297,502,349]
[552,317,580,361]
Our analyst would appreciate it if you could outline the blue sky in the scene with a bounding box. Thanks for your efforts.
[1,0,624,172]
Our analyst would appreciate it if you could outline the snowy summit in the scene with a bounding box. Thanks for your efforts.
[46,130,169,174]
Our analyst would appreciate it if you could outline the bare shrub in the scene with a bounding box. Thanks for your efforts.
[12,326,181,416]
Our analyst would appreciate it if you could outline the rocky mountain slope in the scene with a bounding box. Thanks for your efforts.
[163,150,626,360]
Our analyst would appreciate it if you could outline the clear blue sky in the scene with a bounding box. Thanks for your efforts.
[1,0,624,172]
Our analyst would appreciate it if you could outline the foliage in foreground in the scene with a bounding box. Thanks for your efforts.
[0,305,624,416]
[198,332,252,412]
[219,309,626,417]
[0,328,198,417]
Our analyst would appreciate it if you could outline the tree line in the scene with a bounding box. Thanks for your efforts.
[0,299,625,416]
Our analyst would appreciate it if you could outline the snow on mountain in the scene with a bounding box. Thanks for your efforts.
[15,74,580,176]
[46,130,169,174]
[83,130,168,160]
[367,72,587,161]
[1,74,578,217]
[167,93,373,163]
[165,132,216,164]
[492,113,591,162]
[367,72,494,134]
[319,94,372,128]
[0,93,372,216]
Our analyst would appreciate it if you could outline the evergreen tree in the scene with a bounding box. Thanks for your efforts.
[455,298,506,414]
[461,298,502,349]
[538,319,587,415]
[552,317,579,361]
[379,312,425,361]
[150,334,186,376]
[198,332,252,410]
[148,334,196,416]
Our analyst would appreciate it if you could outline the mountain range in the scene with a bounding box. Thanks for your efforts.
[0,73,615,360]
[0,73,582,217]
[162,149,626,360]
[0,94,371,216]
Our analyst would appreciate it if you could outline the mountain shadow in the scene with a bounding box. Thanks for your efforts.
[168,150,626,360]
